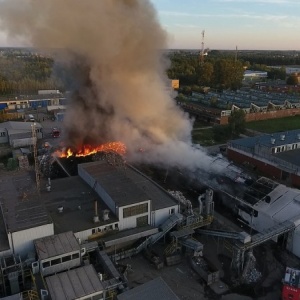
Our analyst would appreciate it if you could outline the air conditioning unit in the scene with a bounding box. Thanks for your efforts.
[40,289,48,300]
[31,261,39,275]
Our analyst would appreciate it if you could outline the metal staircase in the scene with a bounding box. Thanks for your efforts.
[178,215,213,230]
[164,241,180,256]
[135,213,183,254]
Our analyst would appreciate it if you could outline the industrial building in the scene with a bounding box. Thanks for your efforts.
[0,160,180,259]
[0,157,217,298]
[0,121,43,148]
[227,129,300,187]
[180,88,300,124]
[2,151,299,298]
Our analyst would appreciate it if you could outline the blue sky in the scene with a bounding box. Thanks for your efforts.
[150,0,300,50]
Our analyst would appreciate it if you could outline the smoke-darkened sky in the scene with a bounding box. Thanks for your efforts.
[0,0,224,172]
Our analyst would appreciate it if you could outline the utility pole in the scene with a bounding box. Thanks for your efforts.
[31,123,40,194]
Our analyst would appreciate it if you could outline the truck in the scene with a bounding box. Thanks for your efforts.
[282,267,300,300]
[190,256,220,285]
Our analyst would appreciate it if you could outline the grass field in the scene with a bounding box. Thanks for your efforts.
[246,116,300,133]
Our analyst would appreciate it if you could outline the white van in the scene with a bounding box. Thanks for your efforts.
[28,114,35,122]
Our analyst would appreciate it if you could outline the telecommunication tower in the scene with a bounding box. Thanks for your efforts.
[31,123,40,193]
[200,30,205,64]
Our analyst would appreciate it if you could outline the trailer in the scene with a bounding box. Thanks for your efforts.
[282,267,300,300]
[190,256,219,285]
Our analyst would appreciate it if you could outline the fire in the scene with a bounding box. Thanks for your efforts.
[55,142,126,158]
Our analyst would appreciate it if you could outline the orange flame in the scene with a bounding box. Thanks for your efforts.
[55,142,126,158]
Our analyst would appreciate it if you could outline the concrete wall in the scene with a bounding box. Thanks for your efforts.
[10,223,54,259]
[227,148,282,179]
[118,201,150,230]
[39,250,81,277]
[227,148,300,187]
[220,107,300,125]
[152,206,179,227]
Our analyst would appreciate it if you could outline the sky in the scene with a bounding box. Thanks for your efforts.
[150,0,300,50]
[0,0,299,50]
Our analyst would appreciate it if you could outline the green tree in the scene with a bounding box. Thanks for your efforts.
[196,62,214,86]
[228,109,246,136]
[286,74,299,85]
[212,59,244,90]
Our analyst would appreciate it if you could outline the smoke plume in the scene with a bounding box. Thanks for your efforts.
[0,0,219,172]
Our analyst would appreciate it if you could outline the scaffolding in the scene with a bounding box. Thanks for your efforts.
[31,123,40,194]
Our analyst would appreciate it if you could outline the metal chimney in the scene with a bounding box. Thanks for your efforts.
[93,200,99,223]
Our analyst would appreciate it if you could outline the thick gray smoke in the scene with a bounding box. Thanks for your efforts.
[0,0,222,172]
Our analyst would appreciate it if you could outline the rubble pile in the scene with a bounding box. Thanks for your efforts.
[168,190,189,205]
[243,267,262,284]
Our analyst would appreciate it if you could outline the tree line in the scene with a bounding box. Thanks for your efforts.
[167,53,245,91]
[0,53,64,95]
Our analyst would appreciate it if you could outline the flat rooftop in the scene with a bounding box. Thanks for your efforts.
[79,162,150,207]
[274,148,300,168]
[0,170,51,234]
[117,276,180,300]
[79,161,178,210]
[41,176,118,234]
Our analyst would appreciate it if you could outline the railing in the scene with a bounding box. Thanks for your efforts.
[21,290,39,300]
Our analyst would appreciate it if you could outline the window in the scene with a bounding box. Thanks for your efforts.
[0,132,6,137]
[72,253,79,260]
[92,229,96,234]
[115,223,118,229]
[169,208,175,215]
[123,203,148,218]
[136,215,148,227]
[51,258,61,265]
[42,261,50,268]
[62,255,71,263]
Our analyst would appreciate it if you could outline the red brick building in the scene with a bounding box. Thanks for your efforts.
[227,129,300,188]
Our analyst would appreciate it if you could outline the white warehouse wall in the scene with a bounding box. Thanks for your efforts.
[10,223,54,259]
[118,200,150,231]
[152,205,179,227]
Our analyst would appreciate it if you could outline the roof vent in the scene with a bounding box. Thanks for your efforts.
[271,138,275,145]
[103,209,110,221]
[280,134,285,141]
[57,206,64,213]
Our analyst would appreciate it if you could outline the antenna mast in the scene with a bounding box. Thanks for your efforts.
[31,123,40,194]
[200,30,205,65]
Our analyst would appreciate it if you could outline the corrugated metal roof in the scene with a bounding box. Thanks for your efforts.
[35,231,79,260]
[46,265,104,300]
[0,121,42,130]
[117,277,179,300]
